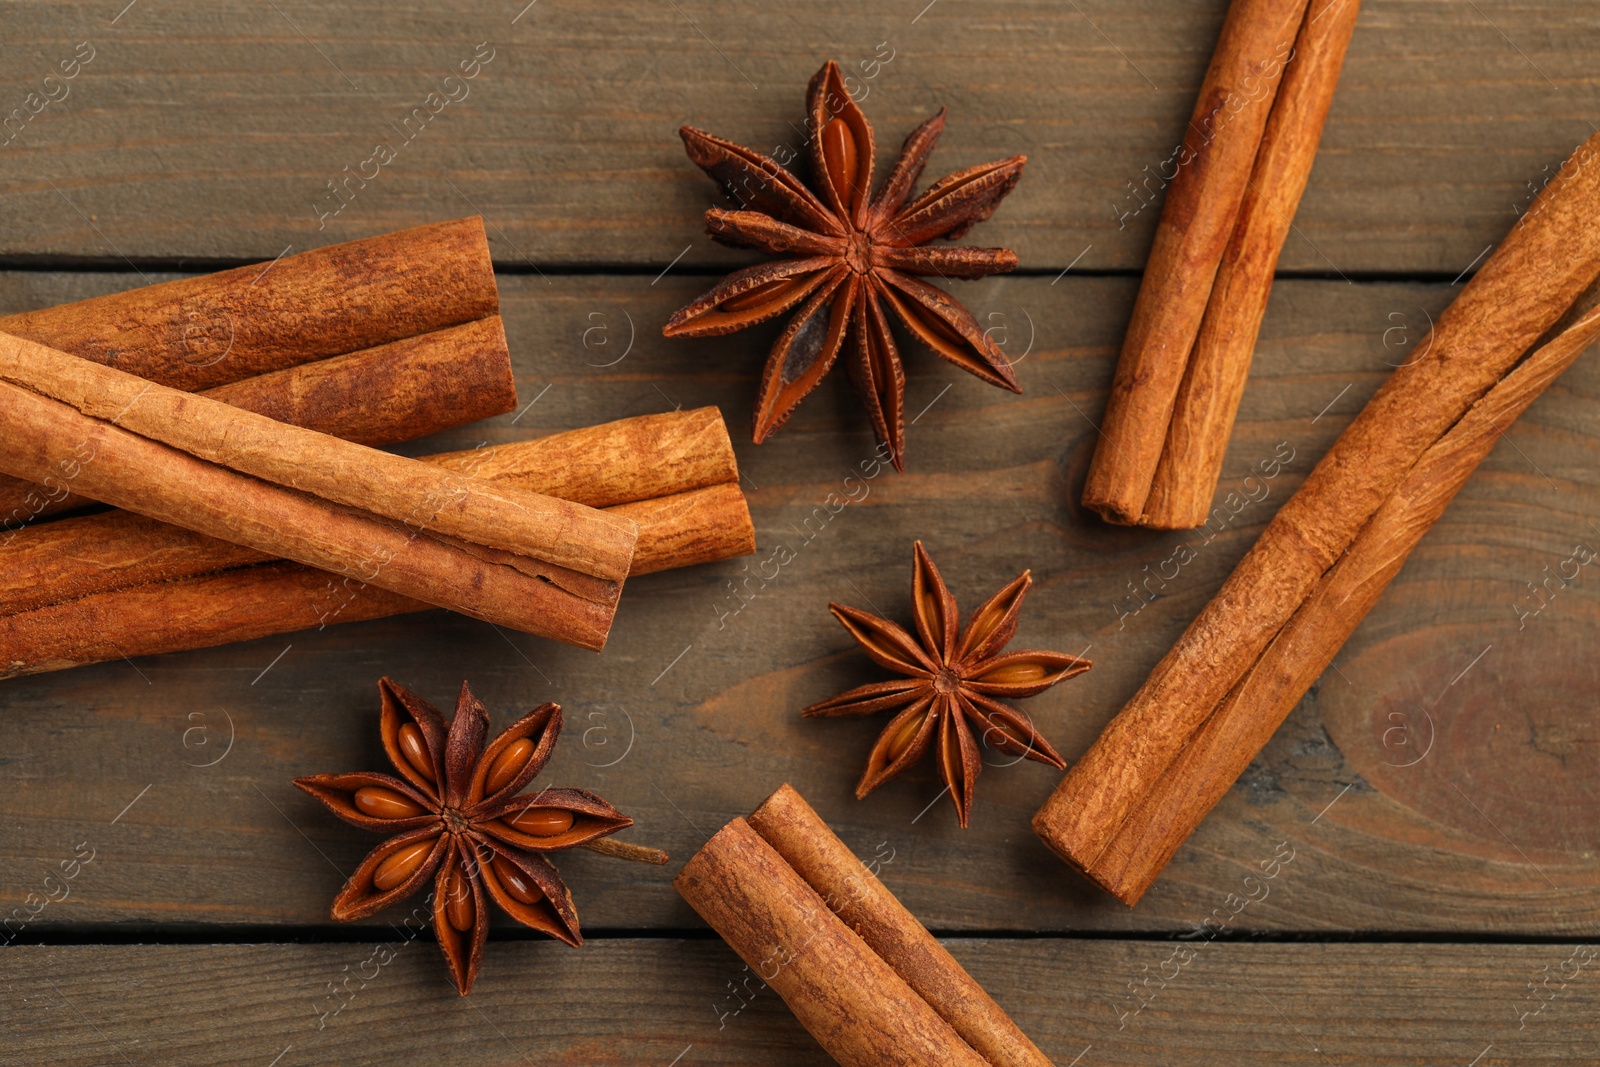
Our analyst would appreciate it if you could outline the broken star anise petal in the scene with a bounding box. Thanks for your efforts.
[667,60,1025,467]
[293,678,653,996]
[805,542,1091,825]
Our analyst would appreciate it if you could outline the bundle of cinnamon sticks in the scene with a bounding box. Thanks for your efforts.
[1084,0,1361,529]
[0,408,753,677]
[677,785,1051,1067]
[0,218,511,528]
[1036,130,1600,905]
[0,221,757,671]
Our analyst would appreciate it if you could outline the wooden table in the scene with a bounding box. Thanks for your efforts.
[3,2,1598,1063]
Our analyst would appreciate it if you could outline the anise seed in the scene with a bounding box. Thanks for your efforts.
[509,807,576,836]
[941,732,962,793]
[977,662,1047,684]
[916,587,940,637]
[885,711,926,762]
[397,723,435,783]
[445,866,474,932]
[821,117,859,211]
[373,839,433,890]
[354,785,425,820]
[492,855,545,905]
[964,603,1010,654]
[484,738,534,795]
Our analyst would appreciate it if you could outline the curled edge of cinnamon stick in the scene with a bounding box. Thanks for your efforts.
[0,217,498,392]
[0,410,754,677]
[675,816,992,1067]
[1088,302,1600,904]
[1082,0,1311,525]
[1141,0,1362,529]
[1037,129,1600,883]
[747,784,1051,1067]
[0,315,519,526]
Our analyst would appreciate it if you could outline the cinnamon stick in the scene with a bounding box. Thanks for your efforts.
[0,333,637,650]
[1142,0,1361,528]
[675,817,992,1067]
[0,410,752,676]
[0,316,518,526]
[1091,303,1600,902]
[0,217,496,391]
[1083,0,1309,525]
[747,785,1051,1067]
[1036,131,1600,902]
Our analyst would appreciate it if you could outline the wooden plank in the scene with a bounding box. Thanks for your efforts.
[0,1,1595,271]
[3,940,1596,1064]
[3,270,1598,936]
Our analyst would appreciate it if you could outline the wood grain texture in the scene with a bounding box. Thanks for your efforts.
[0,2,1596,272]
[3,941,1597,1065]
[2,270,1597,939]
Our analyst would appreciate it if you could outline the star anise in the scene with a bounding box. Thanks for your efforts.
[293,678,645,995]
[804,542,1090,826]
[664,60,1027,469]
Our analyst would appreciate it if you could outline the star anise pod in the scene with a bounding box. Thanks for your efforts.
[664,60,1027,469]
[294,678,646,995]
[804,542,1090,826]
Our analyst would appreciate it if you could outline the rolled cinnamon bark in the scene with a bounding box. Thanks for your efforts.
[1036,131,1600,900]
[0,487,751,677]
[1083,0,1309,525]
[1089,304,1600,902]
[747,785,1050,1067]
[1142,0,1361,528]
[0,217,496,392]
[675,817,991,1067]
[0,333,637,650]
[0,410,750,677]
[0,316,518,526]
